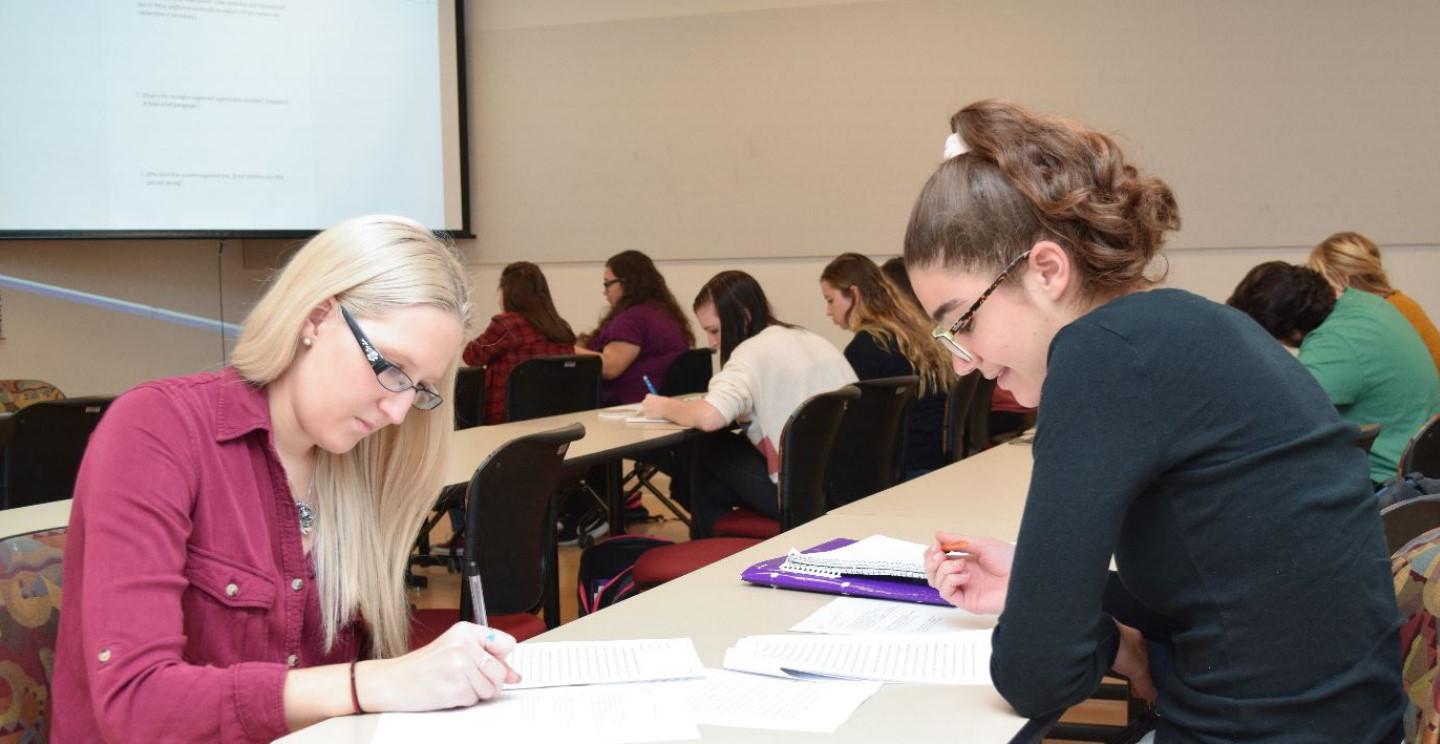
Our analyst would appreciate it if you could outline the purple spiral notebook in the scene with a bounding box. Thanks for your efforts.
[739,537,950,606]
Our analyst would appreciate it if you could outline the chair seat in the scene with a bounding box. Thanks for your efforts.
[632,537,761,588]
[410,608,548,650]
[713,508,780,539]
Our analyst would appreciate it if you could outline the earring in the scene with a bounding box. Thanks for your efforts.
[301,337,313,348]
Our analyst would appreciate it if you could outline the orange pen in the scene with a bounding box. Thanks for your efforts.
[940,540,971,558]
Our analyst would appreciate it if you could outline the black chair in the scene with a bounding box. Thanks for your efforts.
[505,354,602,422]
[1400,413,1440,479]
[2,396,114,510]
[621,348,717,527]
[0,412,14,508]
[825,376,918,508]
[453,366,486,431]
[1382,494,1440,555]
[944,371,983,463]
[459,423,586,630]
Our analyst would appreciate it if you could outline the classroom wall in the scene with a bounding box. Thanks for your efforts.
[2,0,1437,396]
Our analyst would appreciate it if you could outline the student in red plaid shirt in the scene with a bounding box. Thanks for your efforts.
[462,262,576,424]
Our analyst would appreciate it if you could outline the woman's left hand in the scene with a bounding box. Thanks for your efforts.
[1112,620,1157,706]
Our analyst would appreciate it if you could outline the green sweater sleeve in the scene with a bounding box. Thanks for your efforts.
[989,320,1165,718]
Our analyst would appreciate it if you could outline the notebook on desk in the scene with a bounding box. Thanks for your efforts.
[740,537,950,606]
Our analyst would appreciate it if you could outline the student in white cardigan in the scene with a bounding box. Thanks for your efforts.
[641,270,857,537]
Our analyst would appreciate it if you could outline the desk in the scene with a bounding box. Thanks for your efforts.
[444,408,692,535]
[280,512,1032,744]
[1,498,71,538]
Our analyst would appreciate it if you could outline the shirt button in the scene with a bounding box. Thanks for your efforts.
[291,578,304,592]
[287,654,299,667]
[98,648,112,663]
[225,582,239,597]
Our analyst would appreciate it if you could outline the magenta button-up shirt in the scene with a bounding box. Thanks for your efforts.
[53,369,367,743]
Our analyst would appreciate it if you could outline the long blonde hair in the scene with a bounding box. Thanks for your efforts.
[820,253,954,396]
[231,215,471,659]
[1308,231,1394,297]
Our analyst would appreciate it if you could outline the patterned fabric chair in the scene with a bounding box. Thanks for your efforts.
[0,381,64,414]
[1393,526,1440,744]
[0,527,66,743]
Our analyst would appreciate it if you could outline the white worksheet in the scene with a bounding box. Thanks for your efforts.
[789,596,992,635]
[373,684,699,744]
[679,669,882,733]
[505,638,705,690]
[723,631,993,685]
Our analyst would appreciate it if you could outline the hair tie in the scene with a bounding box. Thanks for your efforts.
[943,132,968,159]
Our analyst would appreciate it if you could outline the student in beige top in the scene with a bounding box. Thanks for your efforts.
[1309,230,1440,375]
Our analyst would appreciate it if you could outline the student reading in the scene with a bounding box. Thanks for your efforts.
[911,101,1403,740]
[53,217,521,743]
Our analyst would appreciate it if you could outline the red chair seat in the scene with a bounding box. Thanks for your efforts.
[713,508,781,539]
[410,608,548,650]
[632,537,761,588]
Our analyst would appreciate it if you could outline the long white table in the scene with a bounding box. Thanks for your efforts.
[281,444,1043,744]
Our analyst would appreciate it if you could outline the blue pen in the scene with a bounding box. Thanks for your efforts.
[642,375,657,395]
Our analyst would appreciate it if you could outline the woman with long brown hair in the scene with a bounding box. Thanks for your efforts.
[909,101,1402,738]
[577,250,693,405]
[820,252,954,477]
[463,261,576,423]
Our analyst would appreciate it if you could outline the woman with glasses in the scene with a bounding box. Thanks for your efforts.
[576,250,693,405]
[463,261,578,424]
[819,252,953,478]
[911,101,1403,740]
[641,271,855,537]
[55,216,522,743]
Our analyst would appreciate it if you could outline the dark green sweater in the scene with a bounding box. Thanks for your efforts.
[991,289,1403,742]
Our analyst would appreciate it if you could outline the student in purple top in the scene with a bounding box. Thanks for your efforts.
[576,250,694,405]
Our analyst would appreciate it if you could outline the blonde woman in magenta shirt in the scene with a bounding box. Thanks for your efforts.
[53,217,521,743]
[575,250,693,404]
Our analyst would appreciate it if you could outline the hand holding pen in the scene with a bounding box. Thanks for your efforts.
[922,532,1016,615]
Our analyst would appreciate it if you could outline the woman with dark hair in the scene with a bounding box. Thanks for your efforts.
[641,270,855,537]
[1228,261,1440,487]
[820,253,953,477]
[909,100,1403,739]
[462,262,576,424]
[577,250,693,405]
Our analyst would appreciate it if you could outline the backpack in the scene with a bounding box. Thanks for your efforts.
[576,535,672,616]
[1377,472,1440,509]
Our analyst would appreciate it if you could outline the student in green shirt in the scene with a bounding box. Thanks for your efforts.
[1228,261,1440,485]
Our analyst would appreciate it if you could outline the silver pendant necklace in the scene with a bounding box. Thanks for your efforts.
[296,480,316,536]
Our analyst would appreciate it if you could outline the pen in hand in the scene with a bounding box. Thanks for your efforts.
[467,564,521,683]
[940,539,972,558]
[642,375,658,395]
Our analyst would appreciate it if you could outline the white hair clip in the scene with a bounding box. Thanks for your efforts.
[943,132,968,159]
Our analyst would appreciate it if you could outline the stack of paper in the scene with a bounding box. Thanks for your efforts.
[778,534,933,579]
[790,596,991,635]
[504,638,704,689]
[723,631,993,685]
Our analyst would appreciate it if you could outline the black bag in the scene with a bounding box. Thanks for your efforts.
[1376,472,1440,509]
[576,535,672,616]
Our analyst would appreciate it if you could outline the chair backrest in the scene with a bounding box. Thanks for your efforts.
[1382,494,1440,555]
[944,372,984,463]
[1391,526,1440,741]
[0,379,64,414]
[461,423,586,626]
[776,385,861,531]
[453,366,487,430]
[504,355,602,423]
[963,375,997,458]
[1355,422,1382,454]
[658,348,716,396]
[825,376,918,508]
[1400,413,1440,479]
[0,526,66,743]
[3,397,115,510]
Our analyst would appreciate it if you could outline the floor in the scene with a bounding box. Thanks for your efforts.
[405,467,1131,741]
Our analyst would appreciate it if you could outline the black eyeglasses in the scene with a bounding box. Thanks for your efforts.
[602,278,623,289]
[931,250,1031,363]
[339,305,443,411]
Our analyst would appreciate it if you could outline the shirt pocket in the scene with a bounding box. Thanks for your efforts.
[181,545,278,664]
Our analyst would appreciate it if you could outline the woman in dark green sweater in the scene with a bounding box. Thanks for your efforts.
[910,100,1403,741]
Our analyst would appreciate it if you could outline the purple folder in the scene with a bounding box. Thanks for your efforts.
[739,537,950,606]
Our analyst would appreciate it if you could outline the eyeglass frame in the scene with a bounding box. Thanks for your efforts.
[338,304,444,411]
[602,277,624,289]
[931,249,1032,363]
